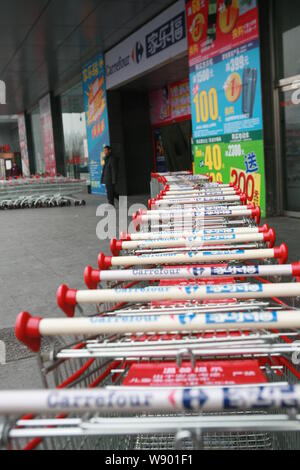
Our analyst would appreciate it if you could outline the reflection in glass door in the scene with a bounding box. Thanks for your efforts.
[280,83,300,213]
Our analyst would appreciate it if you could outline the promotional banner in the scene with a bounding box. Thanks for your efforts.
[149,87,171,126]
[186,0,266,216]
[170,80,191,120]
[39,94,56,176]
[105,0,187,90]
[149,80,191,126]
[193,131,265,208]
[82,53,110,195]
[190,41,262,139]
[186,0,259,66]
[17,113,30,177]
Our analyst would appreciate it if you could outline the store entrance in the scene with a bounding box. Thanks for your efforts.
[153,120,193,173]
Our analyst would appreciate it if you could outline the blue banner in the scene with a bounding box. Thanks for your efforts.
[82,53,110,195]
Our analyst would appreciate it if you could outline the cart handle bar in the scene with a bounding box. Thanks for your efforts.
[120,224,270,241]
[2,385,300,414]
[56,278,296,318]
[110,229,276,255]
[84,261,300,289]
[97,243,288,271]
[14,309,300,352]
[149,194,247,209]
[132,207,261,230]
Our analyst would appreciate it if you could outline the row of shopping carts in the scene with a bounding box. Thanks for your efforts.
[0,194,86,210]
[0,177,86,210]
[2,171,300,450]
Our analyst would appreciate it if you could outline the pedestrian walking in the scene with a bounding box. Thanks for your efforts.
[101,145,119,206]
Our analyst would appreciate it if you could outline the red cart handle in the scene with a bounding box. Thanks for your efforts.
[15,312,42,352]
[84,266,100,290]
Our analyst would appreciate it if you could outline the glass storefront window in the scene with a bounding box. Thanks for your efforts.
[30,105,45,175]
[280,86,300,212]
[60,83,88,180]
[274,0,300,213]
[275,0,300,80]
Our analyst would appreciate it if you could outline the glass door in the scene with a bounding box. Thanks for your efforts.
[280,80,300,213]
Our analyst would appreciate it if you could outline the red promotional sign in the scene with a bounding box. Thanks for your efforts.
[169,80,191,120]
[186,0,259,66]
[122,360,267,387]
[149,80,191,126]
[39,94,56,176]
[149,88,171,126]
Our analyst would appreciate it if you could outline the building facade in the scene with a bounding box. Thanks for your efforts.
[16,0,300,217]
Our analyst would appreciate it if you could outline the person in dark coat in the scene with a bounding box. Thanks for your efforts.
[101,145,119,206]
[10,162,21,178]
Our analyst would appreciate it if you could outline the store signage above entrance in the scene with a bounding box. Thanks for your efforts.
[105,0,187,90]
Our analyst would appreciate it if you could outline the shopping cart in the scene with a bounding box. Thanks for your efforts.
[2,383,300,450]
[3,172,300,451]
[0,177,87,210]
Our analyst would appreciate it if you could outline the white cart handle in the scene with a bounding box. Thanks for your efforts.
[120,225,270,241]
[160,186,239,196]
[15,309,300,352]
[133,207,261,229]
[83,262,300,289]
[110,229,276,255]
[152,194,245,207]
[2,385,300,414]
[56,278,295,317]
[145,204,250,215]
[97,244,288,270]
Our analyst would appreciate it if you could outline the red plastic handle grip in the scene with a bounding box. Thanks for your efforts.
[251,207,261,225]
[274,243,288,265]
[291,261,300,279]
[15,312,42,352]
[120,231,131,241]
[57,284,77,318]
[258,224,269,233]
[98,253,112,270]
[263,228,276,248]
[110,238,122,256]
[84,266,100,290]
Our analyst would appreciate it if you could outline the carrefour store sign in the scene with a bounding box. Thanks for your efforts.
[105,0,187,90]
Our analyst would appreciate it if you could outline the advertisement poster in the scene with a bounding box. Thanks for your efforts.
[39,94,56,176]
[186,0,266,216]
[186,0,259,66]
[17,114,30,177]
[149,80,191,126]
[190,41,262,139]
[153,128,167,172]
[193,131,265,208]
[82,53,110,195]
[170,80,191,120]
[149,87,171,126]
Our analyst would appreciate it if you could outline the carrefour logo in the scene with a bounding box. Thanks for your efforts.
[106,55,130,77]
[132,41,144,64]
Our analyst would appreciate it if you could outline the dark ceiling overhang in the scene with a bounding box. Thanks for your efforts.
[0,0,176,115]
